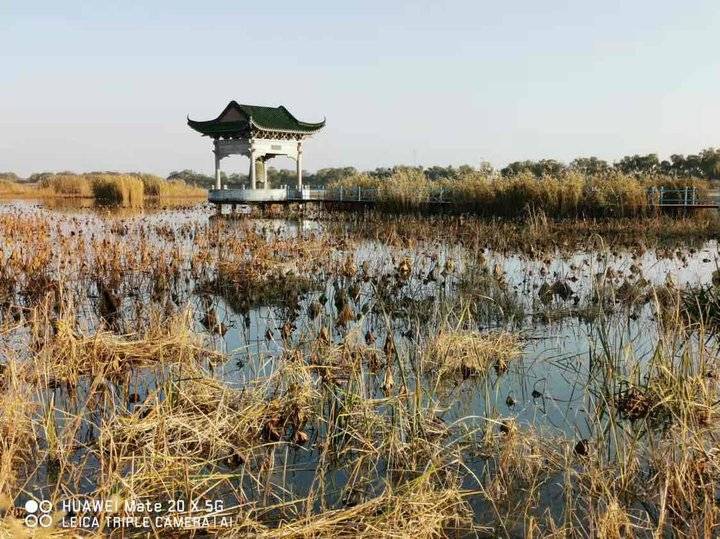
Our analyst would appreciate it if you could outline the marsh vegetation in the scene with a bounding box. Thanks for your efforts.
[0,173,205,206]
[0,199,719,537]
[329,167,709,216]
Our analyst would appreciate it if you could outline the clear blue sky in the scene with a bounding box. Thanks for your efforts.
[2,1,719,177]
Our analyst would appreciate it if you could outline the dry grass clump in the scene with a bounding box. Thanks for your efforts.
[425,330,522,378]
[644,429,720,536]
[475,171,586,217]
[475,425,568,522]
[330,169,433,211]
[308,336,384,382]
[582,173,648,215]
[103,362,318,464]
[332,169,440,212]
[39,173,94,197]
[36,309,218,382]
[95,362,319,526]
[379,168,433,211]
[141,174,205,198]
[0,180,35,197]
[606,319,718,427]
[592,499,634,539]
[328,172,382,191]
[242,473,477,538]
[2,172,204,204]
[642,367,715,427]
[37,172,144,205]
[90,174,144,207]
[0,362,36,498]
[682,284,720,329]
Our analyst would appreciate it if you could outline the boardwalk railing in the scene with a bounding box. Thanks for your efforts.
[286,186,380,202]
[647,187,702,207]
[283,187,453,203]
[210,186,718,209]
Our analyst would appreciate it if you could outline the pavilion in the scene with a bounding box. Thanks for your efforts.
[187,101,325,192]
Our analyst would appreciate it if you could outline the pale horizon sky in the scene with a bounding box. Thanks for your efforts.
[2,1,719,178]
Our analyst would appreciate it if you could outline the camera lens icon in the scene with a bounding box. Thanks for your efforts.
[24,499,52,528]
[24,500,39,514]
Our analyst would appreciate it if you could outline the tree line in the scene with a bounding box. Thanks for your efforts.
[8,147,718,189]
[168,147,720,188]
[501,148,720,178]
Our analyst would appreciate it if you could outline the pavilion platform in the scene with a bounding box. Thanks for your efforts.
[208,186,380,206]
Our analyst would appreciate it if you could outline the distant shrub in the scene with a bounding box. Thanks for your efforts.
[0,172,20,182]
[90,175,144,207]
[20,172,204,204]
[329,173,382,190]
[379,168,433,211]
[0,179,28,195]
[39,174,94,197]
[140,175,167,197]
[142,175,205,197]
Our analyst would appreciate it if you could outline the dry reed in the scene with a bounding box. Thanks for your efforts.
[35,309,219,382]
[425,330,522,378]
[331,169,708,217]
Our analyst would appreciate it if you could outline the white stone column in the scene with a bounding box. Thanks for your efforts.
[213,141,221,190]
[296,141,303,190]
[261,158,268,186]
[249,146,257,190]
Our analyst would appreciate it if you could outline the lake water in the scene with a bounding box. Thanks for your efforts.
[1,198,716,534]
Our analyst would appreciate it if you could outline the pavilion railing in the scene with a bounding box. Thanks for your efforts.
[282,186,456,203]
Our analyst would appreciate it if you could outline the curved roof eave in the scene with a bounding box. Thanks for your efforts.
[249,117,326,134]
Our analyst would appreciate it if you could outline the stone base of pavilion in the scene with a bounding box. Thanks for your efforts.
[208,186,378,205]
[209,187,299,203]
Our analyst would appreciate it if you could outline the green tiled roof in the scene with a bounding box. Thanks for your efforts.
[188,101,325,137]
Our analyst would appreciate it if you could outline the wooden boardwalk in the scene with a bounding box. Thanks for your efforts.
[209,186,720,210]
